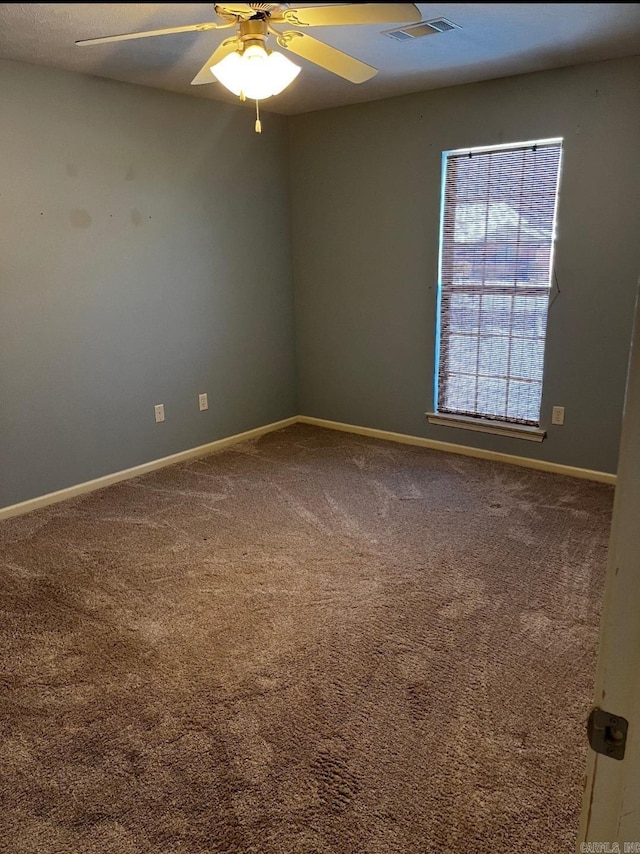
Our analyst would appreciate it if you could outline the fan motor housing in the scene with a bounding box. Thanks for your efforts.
[239,18,268,52]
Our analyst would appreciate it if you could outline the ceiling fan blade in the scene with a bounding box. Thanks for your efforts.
[283,3,421,27]
[216,3,256,15]
[277,32,376,84]
[76,22,219,47]
[191,38,240,85]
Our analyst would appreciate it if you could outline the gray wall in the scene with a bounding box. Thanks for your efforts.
[290,56,640,474]
[2,56,639,509]
[0,60,296,507]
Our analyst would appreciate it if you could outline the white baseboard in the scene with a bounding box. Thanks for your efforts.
[297,415,617,485]
[0,417,297,521]
[0,412,616,521]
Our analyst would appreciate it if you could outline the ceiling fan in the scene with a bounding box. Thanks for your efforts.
[76,4,422,123]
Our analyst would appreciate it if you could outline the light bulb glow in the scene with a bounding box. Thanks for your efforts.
[211,47,300,100]
[243,44,267,62]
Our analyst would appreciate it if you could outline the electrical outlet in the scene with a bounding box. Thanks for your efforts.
[551,405,565,426]
[199,393,208,412]
[154,404,165,423]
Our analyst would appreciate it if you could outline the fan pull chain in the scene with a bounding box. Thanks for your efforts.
[255,100,262,134]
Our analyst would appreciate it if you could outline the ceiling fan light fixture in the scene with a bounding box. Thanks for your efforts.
[211,45,300,100]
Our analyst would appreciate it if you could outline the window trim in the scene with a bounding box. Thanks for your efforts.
[432,137,563,431]
[426,411,546,442]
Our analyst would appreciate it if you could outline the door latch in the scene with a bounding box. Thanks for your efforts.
[588,708,628,760]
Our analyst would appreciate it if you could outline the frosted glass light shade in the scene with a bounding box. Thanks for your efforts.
[211,46,300,100]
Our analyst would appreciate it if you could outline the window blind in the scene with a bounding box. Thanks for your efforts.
[436,140,562,426]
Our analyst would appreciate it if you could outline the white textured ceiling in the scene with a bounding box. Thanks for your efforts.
[0,3,639,115]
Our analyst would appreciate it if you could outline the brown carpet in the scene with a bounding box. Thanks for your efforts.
[0,424,612,853]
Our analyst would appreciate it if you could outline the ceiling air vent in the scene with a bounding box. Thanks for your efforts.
[427,19,458,33]
[384,18,460,42]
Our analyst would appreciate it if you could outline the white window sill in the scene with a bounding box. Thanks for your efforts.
[426,412,546,442]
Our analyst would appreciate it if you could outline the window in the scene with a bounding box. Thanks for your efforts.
[433,139,562,433]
